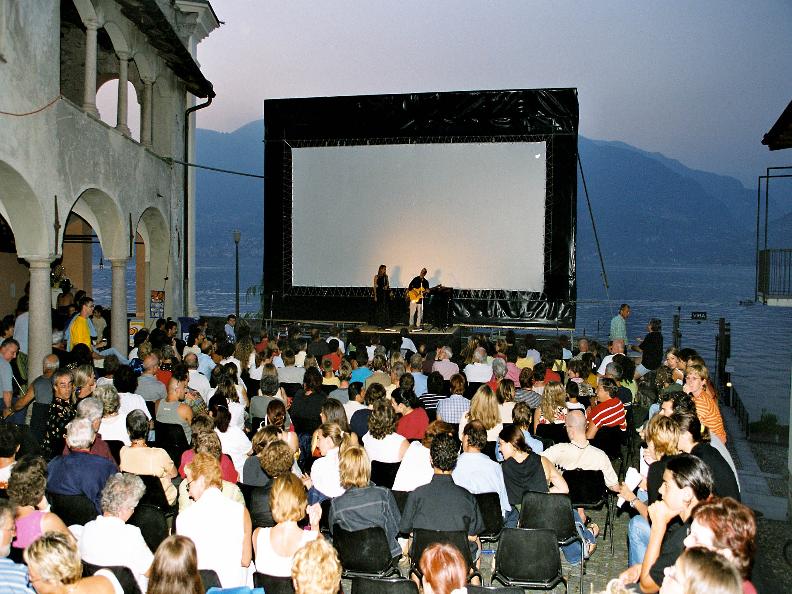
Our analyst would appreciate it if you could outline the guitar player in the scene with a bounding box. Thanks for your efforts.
[407,268,430,330]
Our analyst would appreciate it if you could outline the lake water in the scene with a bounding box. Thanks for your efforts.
[92,258,792,423]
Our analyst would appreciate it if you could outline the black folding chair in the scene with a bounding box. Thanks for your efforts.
[467,586,525,594]
[474,492,504,545]
[351,577,418,594]
[391,490,409,515]
[408,529,482,584]
[563,468,614,553]
[535,423,569,445]
[332,525,401,579]
[128,503,169,553]
[518,491,584,593]
[280,383,302,399]
[491,528,567,592]
[590,426,626,474]
[481,441,497,461]
[81,561,142,594]
[104,439,124,465]
[371,461,401,489]
[47,492,98,526]
[133,473,177,519]
[253,572,295,594]
[463,382,483,400]
[199,569,221,592]
[153,421,190,468]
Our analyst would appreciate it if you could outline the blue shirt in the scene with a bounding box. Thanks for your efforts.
[47,451,118,513]
[197,352,216,377]
[0,557,35,594]
[350,367,373,385]
[411,372,428,396]
[452,452,511,515]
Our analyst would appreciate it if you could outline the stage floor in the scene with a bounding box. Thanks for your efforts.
[357,324,458,336]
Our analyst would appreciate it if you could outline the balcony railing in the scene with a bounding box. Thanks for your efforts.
[758,248,792,300]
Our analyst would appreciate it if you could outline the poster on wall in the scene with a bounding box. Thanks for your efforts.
[128,319,144,348]
[150,290,165,320]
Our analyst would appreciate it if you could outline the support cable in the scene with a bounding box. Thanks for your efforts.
[577,152,612,308]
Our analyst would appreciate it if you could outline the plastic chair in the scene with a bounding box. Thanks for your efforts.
[590,426,625,464]
[491,528,567,592]
[332,525,401,579]
[391,490,409,515]
[350,577,418,594]
[563,468,614,553]
[370,461,401,489]
[47,492,98,526]
[467,586,527,594]
[199,569,222,592]
[253,572,295,594]
[128,503,168,553]
[133,473,177,519]
[154,421,190,468]
[81,560,142,594]
[518,491,584,592]
[408,529,482,584]
[535,423,569,445]
[474,492,504,544]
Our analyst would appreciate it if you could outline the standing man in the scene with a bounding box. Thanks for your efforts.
[67,296,95,351]
[407,268,429,330]
[224,315,237,343]
[0,339,19,419]
[610,304,630,343]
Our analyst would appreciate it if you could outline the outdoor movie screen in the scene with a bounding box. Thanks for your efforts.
[290,142,547,292]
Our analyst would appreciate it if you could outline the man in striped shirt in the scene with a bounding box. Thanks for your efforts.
[586,378,627,439]
[0,499,35,593]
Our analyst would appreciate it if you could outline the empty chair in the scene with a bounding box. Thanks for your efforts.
[128,503,168,554]
[253,572,295,594]
[351,576,418,594]
[199,568,222,592]
[563,468,614,552]
[518,491,584,592]
[47,492,98,526]
[590,425,625,462]
[408,529,481,584]
[332,526,401,579]
[81,560,143,594]
[474,492,504,544]
[370,461,401,489]
[153,421,190,468]
[491,528,567,592]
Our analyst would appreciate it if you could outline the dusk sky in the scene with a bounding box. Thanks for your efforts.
[192,1,792,187]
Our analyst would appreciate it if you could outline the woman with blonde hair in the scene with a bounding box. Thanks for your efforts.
[458,385,503,443]
[71,364,96,402]
[253,473,320,577]
[533,381,567,433]
[363,401,409,463]
[304,422,351,500]
[291,538,342,594]
[24,531,117,594]
[495,378,516,424]
[146,535,204,594]
[659,547,741,594]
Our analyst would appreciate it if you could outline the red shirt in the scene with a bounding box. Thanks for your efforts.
[587,397,626,431]
[322,352,342,372]
[179,449,238,483]
[545,369,562,383]
[396,407,430,441]
[156,370,172,387]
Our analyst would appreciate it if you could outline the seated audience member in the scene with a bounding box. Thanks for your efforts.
[409,353,428,396]
[533,381,568,433]
[93,384,132,446]
[619,453,714,593]
[318,398,356,445]
[432,346,459,380]
[363,401,409,463]
[419,542,468,594]
[179,414,238,482]
[291,538,342,594]
[487,357,507,392]
[350,381,388,440]
[250,374,290,429]
[434,374,467,425]
[620,414,680,568]
[146,535,204,594]
[604,357,633,404]
[685,497,757,593]
[661,546,742,594]
[176,453,252,588]
[0,424,18,487]
[343,381,366,424]
[453,421,510,518]
[137,353,167,403]
[566,359,596,404]
[156,376,193,444]
[419,371,446,419]
[78,473,152,591]
[242,426,282,486]
[495,402,543,463]
[496,378,517,423]
[184,352,211,401]
[8,456,69,551]
[67,395,116,465]
[305,422,349,500]
[364,354,390,390]
[329,446,402,558]
[254,473,320,577]
[24,531,117,594]
[673,411,739,501]
[290,366,328,462]
[213,404,251,478]
[586,377,627,439]
[399,433,484,559]
[350,350,373,385]
[47,418,117,514]
[393,420,454,492]
[42,369,76,460]
[684,363,728,444]
[278,348,306,385]
[328,360,352,403]
[393,388,430,441]
[0,498,35,593]
[514,366,542,409]
[119,409,177,505]
[462,347,492,383]
[176,431,245,511]
[209,375,246,431]
[458,385,503,444]
[249,440,296,528]
[111,365,151,421]
[321,358,340,389]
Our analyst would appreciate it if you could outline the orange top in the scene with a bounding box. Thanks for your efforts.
[693,387,727,444]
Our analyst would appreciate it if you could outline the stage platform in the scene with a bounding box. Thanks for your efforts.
[350,324,462,351]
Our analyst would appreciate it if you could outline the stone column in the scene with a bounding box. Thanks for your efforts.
[115,52,131,135]
[26,258,53,381]
[83,20,99,117]
[110,259,128,355]
[141,79,153,147]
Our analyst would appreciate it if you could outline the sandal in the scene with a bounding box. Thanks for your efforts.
[588,522,601,539]
[585,540,597,559]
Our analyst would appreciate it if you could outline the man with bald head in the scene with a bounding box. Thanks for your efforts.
[184,352,210,400]
[597,338,625,376]
[155,376,193,443]
[137,353,167,403]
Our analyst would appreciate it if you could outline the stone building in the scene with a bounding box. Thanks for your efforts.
[0,0,218,379]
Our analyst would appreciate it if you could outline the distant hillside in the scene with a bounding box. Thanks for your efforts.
[194,120,779,268]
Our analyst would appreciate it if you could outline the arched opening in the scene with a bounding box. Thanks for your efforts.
[136,207,172,324]
[96,79,141,141]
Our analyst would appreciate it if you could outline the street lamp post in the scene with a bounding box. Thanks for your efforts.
[233,230,241,319]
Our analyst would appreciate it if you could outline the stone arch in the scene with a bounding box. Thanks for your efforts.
[96,78,141,140]
[0,160,49,258]
[137,206,172,321]
[66,187,127,260]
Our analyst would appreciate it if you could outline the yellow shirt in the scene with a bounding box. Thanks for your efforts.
[69,316,91,350]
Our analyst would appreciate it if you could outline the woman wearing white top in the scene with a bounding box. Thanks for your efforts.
[496,379,517,424]
[304,422,348,499]
[392,420,454,492]
[94,384,132,445]
[213,406,251,478]
[457,385,503,443]
[362,401,409,463]
[254,473,320,577]
[210,376,246,431]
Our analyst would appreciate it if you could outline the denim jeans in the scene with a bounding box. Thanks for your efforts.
[628,514,651,566]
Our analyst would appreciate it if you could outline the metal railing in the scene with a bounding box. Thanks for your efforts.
[722,376,750,438]
[758,248,792,298]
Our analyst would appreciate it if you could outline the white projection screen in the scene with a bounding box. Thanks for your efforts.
[291,142,546,291]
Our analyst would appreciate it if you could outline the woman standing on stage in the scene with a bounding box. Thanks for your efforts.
[373,264,390,329]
